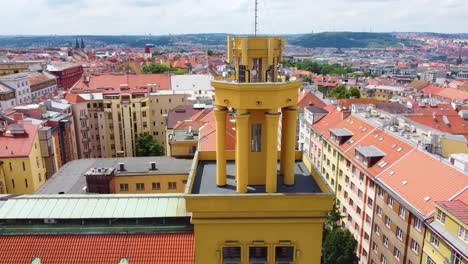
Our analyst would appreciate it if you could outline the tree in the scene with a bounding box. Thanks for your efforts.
[321,201,357,264]
[322,228,358,264]
[142,63,172,74]
[348,87,361,98]
[207,49,214,56]
[135,133,165,156]
[329,85,348,99]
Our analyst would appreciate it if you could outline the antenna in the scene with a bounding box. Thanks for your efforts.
[254,0,258,36]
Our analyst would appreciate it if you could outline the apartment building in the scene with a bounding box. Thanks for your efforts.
[0,73,32,106]
[170,74,214,100]
[306,104,468,264]
[0,123,47,194]
[0,62,29,76]
[423,198,467,264]
[371,150,466,264]
[35,157,192,195]
[28,71,58,98]
[65,89,190,159]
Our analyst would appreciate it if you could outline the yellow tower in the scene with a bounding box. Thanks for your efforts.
[186,36,334,264]
[214,36,300,193]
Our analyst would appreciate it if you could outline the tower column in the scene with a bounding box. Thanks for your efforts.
[265,110,280,193]
[235,110,250,193]
[214,106,228,186]
[281,107,298,186]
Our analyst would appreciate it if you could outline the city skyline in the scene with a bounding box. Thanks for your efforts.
[1,0,467,35]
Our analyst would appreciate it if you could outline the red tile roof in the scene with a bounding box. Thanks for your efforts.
[298,90,326,108]
[64,93,86,104]
[405,114,468,135]
[199,110,236,151]
[0,233,194,264]
[421,85,468,101]
[437,199,468,225]
[378,150,467,216]
[313,105,343,135]
[71,74,171,93]
[0,124,39,158]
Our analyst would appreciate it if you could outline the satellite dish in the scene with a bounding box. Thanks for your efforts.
[251,69,257,77]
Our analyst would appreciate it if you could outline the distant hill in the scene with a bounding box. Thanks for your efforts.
[287,32,414,48]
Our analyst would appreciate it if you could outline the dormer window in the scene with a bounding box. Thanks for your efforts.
[354,145,386,167]
[329,128,354,145]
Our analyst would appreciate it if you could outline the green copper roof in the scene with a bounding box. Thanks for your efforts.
[0,194,188,219]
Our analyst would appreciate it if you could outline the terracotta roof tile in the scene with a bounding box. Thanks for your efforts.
[199,110,236,151]
[72,74,171,93]
[338,98,379,109]
[312,105,343,135]
[0,233,194,264]
[64,93,86,104]
[0,124,39,158]
[298,90,326,108]
[378,150,467,216]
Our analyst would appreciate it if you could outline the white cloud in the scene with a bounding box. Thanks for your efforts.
[0,0,466,34]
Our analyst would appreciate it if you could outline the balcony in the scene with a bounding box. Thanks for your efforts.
[83,148,91,153]
[81,126,89,131]
[82,137,90,142]
[79,115,88,120]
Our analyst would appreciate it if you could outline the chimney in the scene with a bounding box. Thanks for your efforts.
[150,162,157,170]
[342,109,351,120]
[118,163,125,171]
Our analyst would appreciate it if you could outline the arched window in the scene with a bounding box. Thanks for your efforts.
[118,257,129,264]
[30,257,41,264]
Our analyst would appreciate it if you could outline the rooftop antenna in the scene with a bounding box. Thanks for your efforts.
[254,0,258,36]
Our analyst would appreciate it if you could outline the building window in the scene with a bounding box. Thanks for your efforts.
[366,214,371,224]
[22,161,26,171]
[120,183,129,191]
[387,196,394,208]
[356,206,361,215]
[426,256,436,264]
[379,188,385,198]
[168,182,177,189]
[12,179,15,188]
[24,179,28,188]
[429,233,439,248]
[414,218,422,231]
[458,226,467,243]
[249,246,267,263]
[375,224,380,235]
[383,235,389,248]
[380,254,387,264]
[222,246,241,264]
[152,182,161,190]
[136,183,145,191]
[450,252,462,264]
[410,239,419,253]
[399,207,406,219]
[251,124,262,152]
[373,242,378,252]
[358,190,363,200]
[393,247,401,261]
[385,216,391,228]
[367,197,373,208]
[9,162,12,171]
[275,246,294,263]
[436,210,446,224]
[396,226,403,240]
[364,232,370,241]
[377,206,382,217]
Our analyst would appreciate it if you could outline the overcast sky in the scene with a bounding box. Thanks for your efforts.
[1,0,467,35]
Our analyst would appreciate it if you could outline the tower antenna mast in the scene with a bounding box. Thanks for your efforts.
[254,0,258,36]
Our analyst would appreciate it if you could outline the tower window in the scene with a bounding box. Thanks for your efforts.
[249,246,267,263]
[222,246,241,264]
[251,124,262,152]
[238,65,246,83]
[275,246,294,263]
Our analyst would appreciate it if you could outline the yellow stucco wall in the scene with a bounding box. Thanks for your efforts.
[2,136,46,194]
[169,141,198,157]
[422,207,468,264]
[113,174,188,193]
[441,137,468,158]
